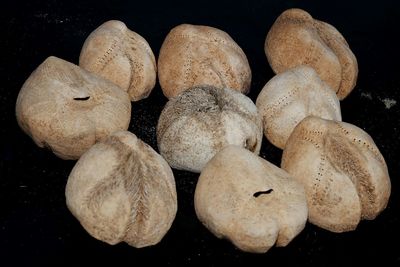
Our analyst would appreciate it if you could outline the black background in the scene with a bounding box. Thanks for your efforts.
[1,0,399,266]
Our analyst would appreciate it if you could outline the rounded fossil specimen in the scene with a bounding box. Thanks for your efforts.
[66,131,177,248]
[281,116,391,232]
[16,56,131,160]
[157,86,262,172]
[195,145,308,253]
[265,8,358,100]
[256,65,342,149]
[158,24,252,98]
[80,20,156,101]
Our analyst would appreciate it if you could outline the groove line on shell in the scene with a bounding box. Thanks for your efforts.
[333,122,385,165]
[263,86,301,121]
[83,136,150,239]
[95,38,121,71]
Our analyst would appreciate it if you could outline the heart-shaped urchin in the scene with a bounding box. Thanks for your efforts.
[281,116,391,232]
[79,20,157,101]
[256,65,341,149]
[265,8,358,100]
[158,24,252,98]
[195,145,308,253]
[66,131,177,248]
[157,85,263,173]
[15,56,131,160]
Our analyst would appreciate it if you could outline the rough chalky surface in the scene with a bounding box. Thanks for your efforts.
[158,24,251,98]
[15,56,131,160]
[256,66,341,149]
[157,86,262,172]
[282,116,391,232]
[66,131,177,248]
[195,146,308,253]
[80,20,156,101]
[265,8,358,100]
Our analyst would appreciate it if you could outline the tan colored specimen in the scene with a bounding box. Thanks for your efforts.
[282,116,391,232]
[265,8,358,100]
[157,86,262,173]
[256,65,341,149]
[195,145,308,253]
[158,24,251,98]
[16,56,131,160]
[66,131,177,248]
[80,20,156,101]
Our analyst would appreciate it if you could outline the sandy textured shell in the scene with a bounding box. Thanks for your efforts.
[157,86,262,172]
[195,145,308,253]
[256,65,341,149]
[281,116,391,232]
[158,24,251,98]
[15,56,131,160]
[79,20,156,101]
[66,131,177,248]
[265,8,358,100]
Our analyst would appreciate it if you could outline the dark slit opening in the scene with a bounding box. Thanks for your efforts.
[73,96,90,101]
[253,189,273,198]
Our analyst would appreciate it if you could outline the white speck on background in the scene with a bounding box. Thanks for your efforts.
[34,13,70,24]
[381,98,397,109]
[361,92,373,100]
[34,13,48,19]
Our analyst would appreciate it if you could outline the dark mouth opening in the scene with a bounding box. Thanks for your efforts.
[73,96,90,101]
[253,189,273,198]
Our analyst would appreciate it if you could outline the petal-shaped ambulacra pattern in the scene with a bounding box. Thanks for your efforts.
[265,8,358,100]
[80,20,157,101]
[158,24,251,98]
[66,131,177,248]
[282,116,391,232]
